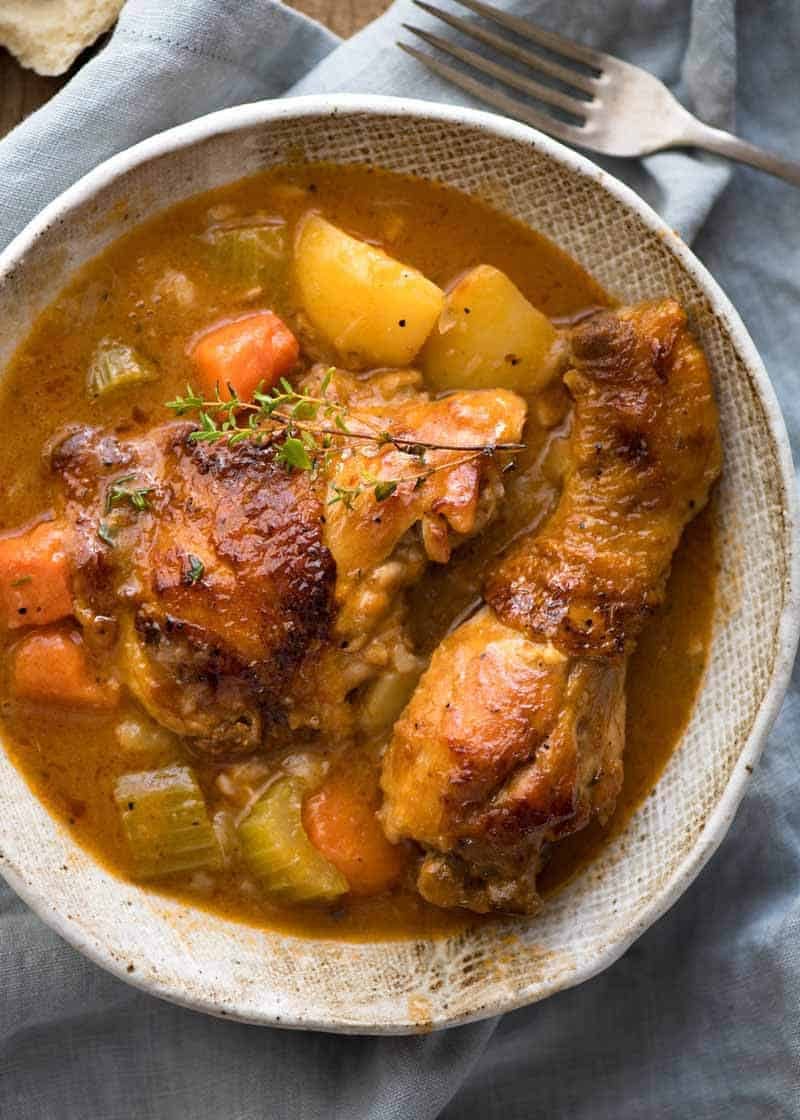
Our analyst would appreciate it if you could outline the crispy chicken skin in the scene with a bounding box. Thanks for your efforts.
[52,422,336,752]
[381,299,722,913]
[383,609,626,912]
[50,374,526,756]
[486,299,723,655]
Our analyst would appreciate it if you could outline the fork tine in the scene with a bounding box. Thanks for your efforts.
[449,0,606,72]
[397,41,584,146]
[402,25,588,121]
[412,1,598,96]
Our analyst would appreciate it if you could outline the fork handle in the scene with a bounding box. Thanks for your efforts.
[680,119,800,187]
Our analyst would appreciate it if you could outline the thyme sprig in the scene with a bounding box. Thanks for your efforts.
[326,450,496,509]
[165,372,523,507]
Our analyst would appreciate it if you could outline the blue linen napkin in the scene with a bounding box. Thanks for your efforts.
[1,2,798,1117]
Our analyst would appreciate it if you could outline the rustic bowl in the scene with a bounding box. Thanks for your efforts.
[0,96,797,1034]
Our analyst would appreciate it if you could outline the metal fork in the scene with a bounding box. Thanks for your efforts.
[399,0,800,188]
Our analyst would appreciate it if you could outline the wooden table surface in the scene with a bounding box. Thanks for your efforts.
[0,1,392,141]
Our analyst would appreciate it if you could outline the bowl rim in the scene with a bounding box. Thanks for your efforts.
[0,93,798,1033]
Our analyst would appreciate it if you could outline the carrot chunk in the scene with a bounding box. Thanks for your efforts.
[11,628,118,709]
[303,774,408,896]
[190,310,299,400]
[0,522,72,630]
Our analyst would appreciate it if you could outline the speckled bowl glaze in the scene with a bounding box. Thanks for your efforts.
[0,96,797,1034]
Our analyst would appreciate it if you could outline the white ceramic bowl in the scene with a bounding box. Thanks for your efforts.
[0,96,797,1034]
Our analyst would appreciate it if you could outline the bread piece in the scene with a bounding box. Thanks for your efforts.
[0,1,124,77]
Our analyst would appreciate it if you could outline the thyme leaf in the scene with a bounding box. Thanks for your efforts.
[106,474,154,513]
[277,436,313,472]
[374,480,398,502]
[328,484,361,510]
[165,385,204,414]
[185,554,205,585]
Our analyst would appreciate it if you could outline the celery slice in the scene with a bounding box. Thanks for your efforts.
[239,776,348,904]
[114,765,221,879]
[87,340,158,400]
[205,224,288,288]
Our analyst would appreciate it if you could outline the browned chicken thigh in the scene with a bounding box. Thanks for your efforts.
[381,299,722,913]
[52,421,335,752]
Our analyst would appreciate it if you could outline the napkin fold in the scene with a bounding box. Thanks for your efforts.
[1,3,798,1119]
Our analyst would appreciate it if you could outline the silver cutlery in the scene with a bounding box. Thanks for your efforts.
[399,0,800,187]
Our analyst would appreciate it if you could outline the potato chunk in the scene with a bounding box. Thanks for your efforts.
[294,214,443,368]
[422,265,561,392]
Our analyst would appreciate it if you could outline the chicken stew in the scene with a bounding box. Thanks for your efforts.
[0,165,721,939]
